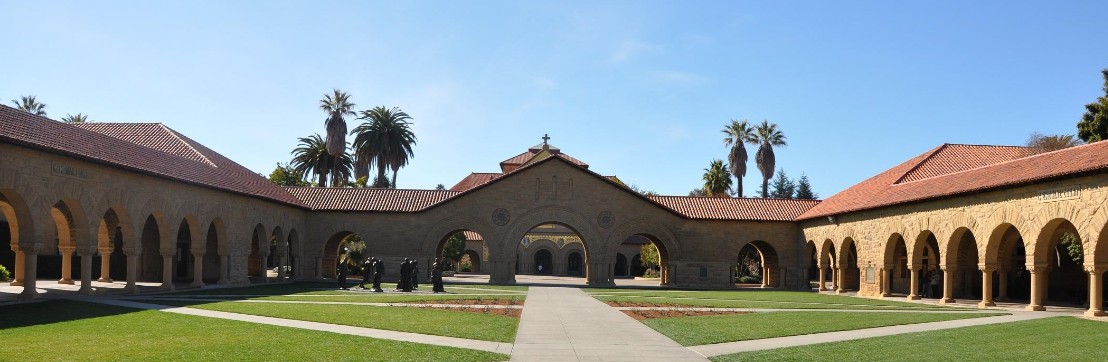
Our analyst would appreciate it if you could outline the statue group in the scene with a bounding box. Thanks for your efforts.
[336,256,445,293]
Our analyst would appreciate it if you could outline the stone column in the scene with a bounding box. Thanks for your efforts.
[191,252,204,288]
[125,253,139,294]
[997,269,1008,300]
[1084,266,1105,317]
[881,265,892,297]
[1026,265,1045,311]
[834,267,844,293]
[18,250,39,299]
[161,253,175,291]
[58,246,76,285]
[761,266,770,288]
[98,247,113,282]
[817,265,826,291]
[78,251,94,294]
[11,250,25,286]
[907,265,920,300]
[979,266,996,308]
[940,266,956,304]
[218,254,229,284]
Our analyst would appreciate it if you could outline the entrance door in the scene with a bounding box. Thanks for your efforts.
[534,249,553,275]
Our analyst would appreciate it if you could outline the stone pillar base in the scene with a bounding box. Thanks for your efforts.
[10,281,23,287]
[97,278,113,283]
[1025,304,1045,311]
[58,279,75,285]
[978,301,995,308]
[907,294,921,300]
[1083,310,1105,317]
[939,297,956,304]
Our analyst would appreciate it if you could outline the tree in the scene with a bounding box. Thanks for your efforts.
[735,245,762,282]
[340,234,366,274]
[351,106,417,188]
[441,232,467,262]
[688,188,707,197]
[1026,132,1083,154]
[10,95,46,116]
[435,184,446,191]
[702,159,732,197]
[629,184,658,196]
[749,120,787,198]
[61,113,88,123]
[268,163,310,187]
[290,134,352,187]
[1077,69,1108,143]
[769,169,795,199]
[795,173,818,200]
[320,89,356,179]
[640,243,659,270]
[722,119,755,197]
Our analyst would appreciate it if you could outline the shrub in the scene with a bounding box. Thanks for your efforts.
[643,268,660,278]
[738,275,759,284]
[0,264,10,282]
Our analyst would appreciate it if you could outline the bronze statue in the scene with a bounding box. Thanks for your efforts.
[372,258,384,292]
[336,257,348,290]
[432,257,445,293]
[360,257,374,289]
[410,260,420,290]
[398,258,412,292]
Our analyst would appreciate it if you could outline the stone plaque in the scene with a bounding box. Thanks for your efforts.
[51,161,89,180]
[865,266,875,284]
[492,208,511,226]
[597,210,614,229]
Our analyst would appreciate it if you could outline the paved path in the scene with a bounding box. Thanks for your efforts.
[74,296,514,355]
[688,311,1057,357]
[510,287,707,361]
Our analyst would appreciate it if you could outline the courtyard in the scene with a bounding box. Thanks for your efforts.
[1,275,1103,361]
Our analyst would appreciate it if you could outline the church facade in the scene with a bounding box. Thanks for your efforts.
[2,105,1107,316]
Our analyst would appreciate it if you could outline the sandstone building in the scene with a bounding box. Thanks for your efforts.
[1,105,1106,317]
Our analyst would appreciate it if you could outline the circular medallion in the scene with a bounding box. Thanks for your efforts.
[597,210,615,229]
[492,208,511,226]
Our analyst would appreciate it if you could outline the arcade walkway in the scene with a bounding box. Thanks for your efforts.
[510,286,707,361]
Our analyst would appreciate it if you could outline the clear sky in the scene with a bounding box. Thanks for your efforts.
[4,1,1106,198]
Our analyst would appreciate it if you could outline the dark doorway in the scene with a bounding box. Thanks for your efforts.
[534,249,552,275]
[615,253,628,277]
[567,252,582,276]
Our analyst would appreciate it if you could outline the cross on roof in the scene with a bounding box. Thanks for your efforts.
[542,134,550,146]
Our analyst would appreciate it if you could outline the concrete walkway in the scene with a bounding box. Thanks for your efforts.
[75,296,514,355]
[510,287,707,361]
[688,311,1057,357]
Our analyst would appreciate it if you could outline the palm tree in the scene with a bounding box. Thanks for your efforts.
[61,113,89,123]
[10,95,46,116]
[722,119,755,197]
[1026,132,1083,154]
[749,120,786,198]
[351,106,417,188]
[290,134,353,187]
[702,159,733,197]
[320,89,356,178]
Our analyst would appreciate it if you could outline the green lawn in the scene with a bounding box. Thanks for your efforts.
[0,300,507,362]
[715,316,1108,362]
[643,311,1002,346]
[157,282,527,303]
[588,288,951,310]
[146,299,519,343]
[173,282,528,296]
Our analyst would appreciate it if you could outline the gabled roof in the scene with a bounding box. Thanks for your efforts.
[0,105,306,207]
[649,196,820,221]
[449,172,503,191]
[896,144,1031,184]
[799,142,1108,220]
[499,144,588,173]
[285,187,458,212]
[74,123,216,166]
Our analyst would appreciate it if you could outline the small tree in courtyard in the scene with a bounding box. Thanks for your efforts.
[640,243,660,277]
[441,232,467,264]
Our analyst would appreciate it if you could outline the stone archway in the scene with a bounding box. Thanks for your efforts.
[881,234,909,297]
[943,227,981,304]
[912,231,942,299]
[736,240,780,288]
[502,206,601,285]
[95,207,130,284]
[1031,218,1088,309]
[837,238,859,292]
[534,249,554,275]
[566,251,583,276]
[986,223,1029,306]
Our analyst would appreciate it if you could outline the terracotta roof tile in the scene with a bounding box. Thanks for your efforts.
[285,187,459,212]
[799,142,1108,220]
[0,105,306,207]
[449,173,503,192]
[74,123,215,166]
[897,144,1031,184]
[648,196,820,221]
[499,147,588,173]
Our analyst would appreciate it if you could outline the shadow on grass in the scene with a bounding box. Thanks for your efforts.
[0,300,139,330]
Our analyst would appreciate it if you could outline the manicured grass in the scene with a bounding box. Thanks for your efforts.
[174,281,528,296]
[643,311,1002,346]
[147,299,519,343]
[0,300,507,361]
[154,293,526,304]
[588,288,949,310]
[714,316,1108,362]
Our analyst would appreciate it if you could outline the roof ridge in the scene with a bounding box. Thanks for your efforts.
[891,140,1088,187]
[892,144,948,185]
[159,124,216,167]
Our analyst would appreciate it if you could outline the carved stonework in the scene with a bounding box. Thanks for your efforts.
[492,208,511,226]
[597,210,614,229]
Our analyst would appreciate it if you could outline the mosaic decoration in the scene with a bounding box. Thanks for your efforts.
[492,208,511,226]
[597,210,615,228]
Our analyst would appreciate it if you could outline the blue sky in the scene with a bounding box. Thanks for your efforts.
[4,1,1106,198]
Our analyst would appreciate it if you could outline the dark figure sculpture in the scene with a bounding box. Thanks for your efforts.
[372,258,384,292]
[410,260,420,290]
[432,257,445,293]
[336,258,348,290]
[398,258,412,292]
[360,257,374,289]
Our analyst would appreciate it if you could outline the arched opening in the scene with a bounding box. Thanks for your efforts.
[267,226,285,280]
[515,223,589,278]
[805,241,818,289]
[838,238,859,291]
[0,210,13,281]
[138,215,162,283]
[567,252,583,276]
[1037,219,1087,306]
[614,253,628,277]
[948,228,981,301]
[174,219,193,282]
[286,229,299,279]
[0,190,34,289]
[630,254,643,276]
[818,239,837,291]
[990,224,1030,304]
[615,233,670,285]
[913,231,942,299]
[321,231,367,279]
[437,230,487,275]
[95,208,127,282]
[248,224,267,282]
[41,201,81,283]
[202,220,223,283]
[883,234,909,295]
[736,240,780,288]
[534,249,553,275]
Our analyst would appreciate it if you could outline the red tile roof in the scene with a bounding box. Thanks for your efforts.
[285,187,459,212]
[449,173,503,192]
[649,196,821,221]
[799,142,1108,220]
[896,144,1031,184]
[0,106,306,207]
[499,148,588,173]
[74,123,216,166]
